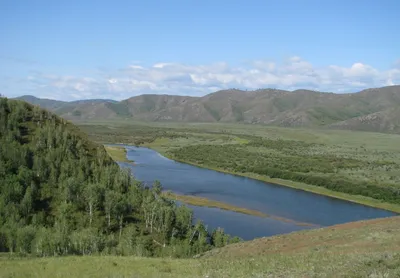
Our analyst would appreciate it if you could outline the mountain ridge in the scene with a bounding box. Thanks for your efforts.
[14,85,400,133]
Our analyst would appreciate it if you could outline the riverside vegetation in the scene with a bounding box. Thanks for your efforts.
[0,98,240,258]
[79,121,400,212]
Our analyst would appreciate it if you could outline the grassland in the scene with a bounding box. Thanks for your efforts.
[104,145,133,163]
[1,216,399,277]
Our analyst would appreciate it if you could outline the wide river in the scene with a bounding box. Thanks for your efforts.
[116,145,396,240]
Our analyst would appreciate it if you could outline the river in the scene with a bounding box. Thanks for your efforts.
[116,145,396,240]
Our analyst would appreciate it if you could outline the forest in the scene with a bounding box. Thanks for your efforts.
[0,98,240,257]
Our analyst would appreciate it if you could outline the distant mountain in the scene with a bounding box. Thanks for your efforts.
[329,107,400,133]
[14,85,400,133]
[14,96,121,120]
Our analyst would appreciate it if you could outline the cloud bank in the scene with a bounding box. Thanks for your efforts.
[5,57,400,101]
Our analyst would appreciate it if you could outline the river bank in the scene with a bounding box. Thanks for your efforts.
[117,144,396,239]
[105,145,134,163]
[143,143,400,214]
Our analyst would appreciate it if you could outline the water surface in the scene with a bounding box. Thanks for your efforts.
[116,145,396,240]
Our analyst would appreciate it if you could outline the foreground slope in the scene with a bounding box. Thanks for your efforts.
[1,216,399,277]
[15,85,400,133]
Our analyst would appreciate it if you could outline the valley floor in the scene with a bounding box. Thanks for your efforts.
[1,216,399,278]
[80,121,400,213]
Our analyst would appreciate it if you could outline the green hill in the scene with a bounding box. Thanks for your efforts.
[0,98,236,257]
[15,85,400,133]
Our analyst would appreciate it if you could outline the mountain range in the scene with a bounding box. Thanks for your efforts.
[14,85,400,134]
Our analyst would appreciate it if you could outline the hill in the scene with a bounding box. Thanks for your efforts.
[14,95,67,110]
[329,106,400,133]
[1,216,399,277]
[0,98,236,257]
[15,85,400,133]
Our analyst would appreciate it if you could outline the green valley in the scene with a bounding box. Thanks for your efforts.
[3,1,400,276]
[1,98,400,277]
[79,121,400,212]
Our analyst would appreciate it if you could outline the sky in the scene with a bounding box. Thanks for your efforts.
[1,0,399,101]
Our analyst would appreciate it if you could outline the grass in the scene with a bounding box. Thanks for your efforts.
[104,145,133,163]
[1,216,399,277]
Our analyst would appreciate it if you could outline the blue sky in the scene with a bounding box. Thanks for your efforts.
[1,0,399,100]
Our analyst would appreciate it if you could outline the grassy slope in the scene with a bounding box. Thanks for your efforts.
[1,216,399,277]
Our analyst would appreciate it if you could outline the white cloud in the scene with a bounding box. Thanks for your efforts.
[3,56,400,101]
[129,65,144,70]
[153,63,174,69]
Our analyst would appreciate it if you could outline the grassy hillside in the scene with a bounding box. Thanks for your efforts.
[0,98,238,258]
[16,85,400,134]
[1,216,399,277]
